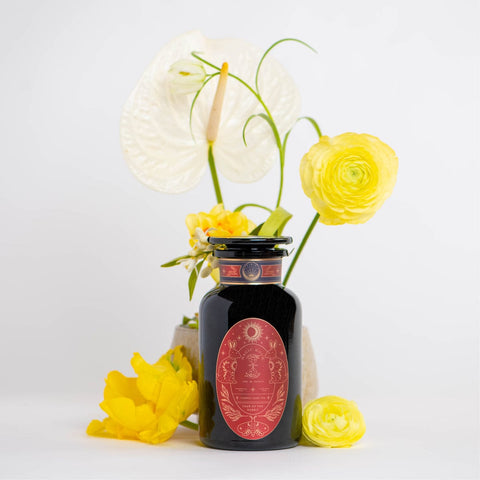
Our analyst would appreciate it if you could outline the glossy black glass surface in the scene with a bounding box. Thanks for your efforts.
[199,283,302,450]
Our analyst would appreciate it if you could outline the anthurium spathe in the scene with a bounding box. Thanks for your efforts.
[87,347,198,445]
[120,30,301,193]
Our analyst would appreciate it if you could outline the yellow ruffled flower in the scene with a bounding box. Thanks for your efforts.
[186,204,256,239]
[185,204,255,283]
[302,396,366,448]
[87,346,198,445]
[300,133,398,225]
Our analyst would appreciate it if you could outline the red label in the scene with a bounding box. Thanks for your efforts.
[216,318,288,440]
[220,264,242,278]
[261,264,282,277]
[219,259,282,284]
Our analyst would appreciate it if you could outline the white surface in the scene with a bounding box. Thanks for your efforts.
[1,394,477,480]
[0,0,478,479]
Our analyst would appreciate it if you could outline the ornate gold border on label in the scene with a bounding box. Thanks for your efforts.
[219,258,282,285]
[216,318,289,440]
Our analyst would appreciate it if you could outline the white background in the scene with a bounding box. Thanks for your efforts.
[0,0,478,479]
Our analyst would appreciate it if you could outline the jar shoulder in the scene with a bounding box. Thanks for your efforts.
[200,284,301,322]
[201,283,300,302]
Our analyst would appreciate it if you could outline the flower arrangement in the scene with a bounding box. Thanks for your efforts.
[88,31,397,448]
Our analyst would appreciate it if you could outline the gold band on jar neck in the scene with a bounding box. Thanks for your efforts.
[218,257,283,285]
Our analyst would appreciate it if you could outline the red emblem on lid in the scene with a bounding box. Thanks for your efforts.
[216,318,288,440]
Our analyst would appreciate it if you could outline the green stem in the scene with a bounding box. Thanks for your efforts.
[227,77,283,207]
[234,203,273,213]
[180,420,199,431]
[276,148,285,208]
[192,52,284,209]
[278,117,322,208]
[208,144,223,205]
[254,38,317,94]
[283,213,320,286]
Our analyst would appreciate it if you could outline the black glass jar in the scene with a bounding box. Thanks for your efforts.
[198,237,302,450]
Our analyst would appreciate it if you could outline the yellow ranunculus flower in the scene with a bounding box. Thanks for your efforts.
[186,204,256,239]
[87,346,198,445]
[185,204,256,283]
[300,133,398,225]
[302,396,366,447]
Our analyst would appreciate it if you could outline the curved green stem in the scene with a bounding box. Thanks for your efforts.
[234,203,273,213]
[242,113,281,148]
[190,52,220,71]
[180,420,198,431]
[283,116,322,153]
[278,116,322,208]
[222,72,285,206]
[191,51,284,208]
[283,213,320,286]
[255,38,317,94]
[276,148,286,208]
[208,144,223,205]
[191,53,276,132]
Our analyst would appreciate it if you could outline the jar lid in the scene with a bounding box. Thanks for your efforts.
[209,236,292,258]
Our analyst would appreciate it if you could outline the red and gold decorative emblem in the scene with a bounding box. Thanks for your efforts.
[219,258,282,284]
[216,318,289,440]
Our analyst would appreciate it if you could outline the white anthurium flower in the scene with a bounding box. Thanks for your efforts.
[120,30,301,193]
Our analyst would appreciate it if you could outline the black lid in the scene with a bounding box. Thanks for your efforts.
[209,236,292,259]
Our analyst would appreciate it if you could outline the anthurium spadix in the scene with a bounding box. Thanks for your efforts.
[120,31,301,194]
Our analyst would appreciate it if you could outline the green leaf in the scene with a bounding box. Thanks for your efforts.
[188,259,204,301]
[258,207,293,236]
[249,223,264,235]
[161,255,190,268]
[182,314,199,329]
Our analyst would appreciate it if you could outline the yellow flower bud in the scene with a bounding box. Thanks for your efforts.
[300,133,398,225]
[167,59,206,95]
[302,396,366,447]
